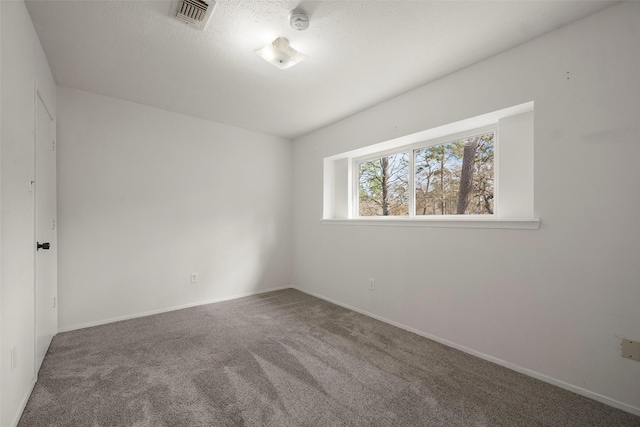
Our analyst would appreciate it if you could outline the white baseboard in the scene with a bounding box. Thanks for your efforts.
[11,376,36,427]
[291,286,640,417]
[57,285,292,333]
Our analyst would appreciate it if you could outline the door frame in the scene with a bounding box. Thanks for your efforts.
[33,88,56,375]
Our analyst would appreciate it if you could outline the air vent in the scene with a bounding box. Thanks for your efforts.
[175,0,215,31]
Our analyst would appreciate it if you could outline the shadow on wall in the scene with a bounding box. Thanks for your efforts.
[58,207,288,330]
[201,211,281,295]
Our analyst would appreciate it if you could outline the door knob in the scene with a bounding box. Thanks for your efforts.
[37,242,50,250]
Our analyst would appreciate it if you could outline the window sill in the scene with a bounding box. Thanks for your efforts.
[321,217,540,230]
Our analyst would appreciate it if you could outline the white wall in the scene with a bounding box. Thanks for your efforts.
[293,1,640,415]
[1,3,4,423]
[56,87,292,330]
[1,3,3,423]
[1,1,57,426]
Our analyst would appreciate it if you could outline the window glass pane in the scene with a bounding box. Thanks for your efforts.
[358,152,409,216]
[414,132,494,215]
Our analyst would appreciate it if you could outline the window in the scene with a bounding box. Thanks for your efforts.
[358,152,409,216]
[357,130,495,217]
[323,102,538,229]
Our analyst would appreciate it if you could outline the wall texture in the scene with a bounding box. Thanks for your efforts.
[1,1,57,426]
[57,87,292,330]
[293,2,640,414]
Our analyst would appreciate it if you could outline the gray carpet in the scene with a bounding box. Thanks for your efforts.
[19,289,640,426]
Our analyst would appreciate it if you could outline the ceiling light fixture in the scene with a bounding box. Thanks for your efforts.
[255,37,307,70]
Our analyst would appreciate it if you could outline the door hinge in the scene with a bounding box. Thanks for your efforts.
[51,219,56,230]
[52,140,56,151]
[29,173,35,193]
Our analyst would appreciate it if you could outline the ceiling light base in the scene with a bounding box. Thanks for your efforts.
[255,37,307,70]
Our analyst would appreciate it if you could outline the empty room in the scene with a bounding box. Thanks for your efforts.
[1,0,639,426]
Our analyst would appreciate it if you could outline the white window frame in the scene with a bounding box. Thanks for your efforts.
[322,102,539,230]
[353,125,498,219]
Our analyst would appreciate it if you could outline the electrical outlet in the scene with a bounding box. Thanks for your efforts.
[369,278,375,290]
[621,339,640,361]
[190,273,199,284]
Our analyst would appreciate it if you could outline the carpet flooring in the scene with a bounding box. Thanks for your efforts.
[19,289,640,426]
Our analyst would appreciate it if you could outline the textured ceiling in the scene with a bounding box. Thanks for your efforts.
[26,0,616,139]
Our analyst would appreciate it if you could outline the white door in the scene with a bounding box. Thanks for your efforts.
[35,94,56,371]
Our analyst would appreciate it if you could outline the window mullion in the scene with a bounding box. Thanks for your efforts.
[352,159,359,218]
[408,150,415,217]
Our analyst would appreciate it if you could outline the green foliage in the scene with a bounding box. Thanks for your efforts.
[415,133,494,215]
[358,132,494,217]
[359,153,409,216]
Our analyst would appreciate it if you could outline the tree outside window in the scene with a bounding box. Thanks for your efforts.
[358,132,494,216]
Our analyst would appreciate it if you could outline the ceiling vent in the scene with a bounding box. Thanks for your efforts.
[175,0,215,31]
